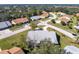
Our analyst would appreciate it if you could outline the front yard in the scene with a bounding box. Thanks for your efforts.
[0,30,29,50]
[10,24,24,31]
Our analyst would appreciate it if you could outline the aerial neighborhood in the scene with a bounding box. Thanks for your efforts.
[1,5,79,54]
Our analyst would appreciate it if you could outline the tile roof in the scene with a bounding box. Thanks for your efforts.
[40,12,49,18]
[0,47,24,54]
[12,18,29,24]
[8,47,24,54]
[0,50,9,54]
[76,13,79,16]
[58,15,71,23]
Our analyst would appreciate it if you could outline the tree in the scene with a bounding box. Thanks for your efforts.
[68,22,73,29]
[29,39,62,54]
[30,21,37,30]
[51,19,56,24]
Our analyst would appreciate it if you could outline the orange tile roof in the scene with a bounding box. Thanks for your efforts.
[8,47,24,54]
[76,13,79,16]
[59,15,71,23]
[40,12,49,18]
[13,18,29,24]
[0,50,9,54]
[0,47,24,54]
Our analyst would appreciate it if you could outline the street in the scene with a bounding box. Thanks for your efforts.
[0,25,31,39]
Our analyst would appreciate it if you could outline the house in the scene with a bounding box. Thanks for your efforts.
[11,18,29,25]
[0,21,12,30]
[76,13,79,17]
[26,30,58,45]
[8,47,24,54]
[30,11,49,21]
[0,47,24,54]
[64,46,79,54]
[0,50,9,54]
[30,16,41,21]
[56,15,71,24]
[40,11,49,18]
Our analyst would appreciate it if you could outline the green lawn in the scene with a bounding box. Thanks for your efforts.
[47,27,79,49]
[10,24,24,31]
[48,21,77,33]
[37,25,45,29]
[0,30,29,50]
[40,18,49,21]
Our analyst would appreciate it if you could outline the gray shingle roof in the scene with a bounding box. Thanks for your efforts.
[27,30,58,44]
[0,21,12,30]
[30,16,41,20]
[64,46,79,54]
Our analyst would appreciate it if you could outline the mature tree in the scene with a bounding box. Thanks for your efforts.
[30,21,37,30]
[28,39,62,54]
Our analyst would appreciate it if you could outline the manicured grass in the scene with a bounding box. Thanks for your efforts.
[37,25,45,29]
[48,21,77,33]
[0,30,29,50]
[47,27,56,31]
[47,27,79,49]
[10,24,24,31]
[40,18,49,21]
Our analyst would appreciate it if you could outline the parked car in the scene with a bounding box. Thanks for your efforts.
[35,28,43,30]
[72,33,77,36]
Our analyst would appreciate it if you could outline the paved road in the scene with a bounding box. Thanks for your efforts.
[38,18,76,40]
[0,25,31,39]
